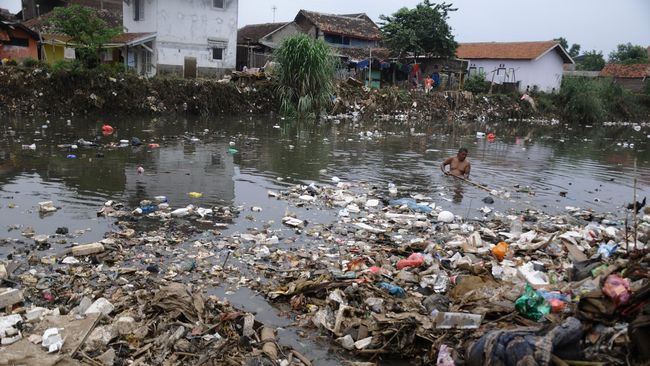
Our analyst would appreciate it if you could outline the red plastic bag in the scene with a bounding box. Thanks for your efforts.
[397,253,425,270]
[602,274,632,306]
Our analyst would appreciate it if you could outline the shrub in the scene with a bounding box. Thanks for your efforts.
[273,34,335,118]
[6,59,18,66]
[22,57,39,67]
[51,59,82,73]
[463,73,490,94]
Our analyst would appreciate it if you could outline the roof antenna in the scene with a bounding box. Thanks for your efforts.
[272,5,277,22]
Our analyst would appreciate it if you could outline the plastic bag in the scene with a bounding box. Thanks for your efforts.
[515,284,550,321]
[397,253,425,270]
[602,275,631,306]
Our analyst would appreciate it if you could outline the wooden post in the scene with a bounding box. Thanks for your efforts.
[633,158,638,250]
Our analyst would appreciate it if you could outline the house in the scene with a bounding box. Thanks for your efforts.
[456,41,574,93]
[236,22,297,70]
[236,10,385,70]
[0,13,39,62]
[293,10,383,61]
[600,63,650,91]
[23,6,123,65]
[123,0,238,78]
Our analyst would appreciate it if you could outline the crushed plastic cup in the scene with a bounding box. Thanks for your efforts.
[396,253,425,270]
[491,242,509,261]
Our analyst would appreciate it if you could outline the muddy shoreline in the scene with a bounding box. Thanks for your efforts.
[1,67,548,123]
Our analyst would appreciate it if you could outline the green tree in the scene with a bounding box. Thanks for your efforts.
[554,37,581,58]
[49,5,122,68]
[273,34,335,118]
[380,1,458,59]
[576,50,606,71]
[609,43,649,64]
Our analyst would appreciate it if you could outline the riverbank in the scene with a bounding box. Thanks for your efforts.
[1,66,649,123]
[0,67,546,122]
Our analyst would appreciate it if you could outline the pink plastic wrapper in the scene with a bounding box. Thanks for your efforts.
[396,253,425,270]
[602,275,632,306]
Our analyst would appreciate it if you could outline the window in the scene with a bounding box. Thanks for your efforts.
[478,67,484,74]
[2,38,29,47]
[213,0,224,8]
[208,38,228,60]
[212,47,224,60]
[324,34,350,45]
[468,66,477,75]
[133,0,144,21]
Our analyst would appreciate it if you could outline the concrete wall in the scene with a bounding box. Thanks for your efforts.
[467,50,565,93]
[123,0,238,77]
[264,22,302,44]
[613,78,646,92]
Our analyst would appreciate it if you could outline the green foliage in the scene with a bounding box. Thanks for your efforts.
[273,34,335,118]
[49,5,122,68]
[5,59,18,66]
[558,77,604,123]
[380,1,458,59]
[644,79,650,96]
[96,62,126,76]
[463,72,490,94]
[557,77,642,123]
[576,50,606,71]
[51,59,83,73]
[22,57,39,68]
[609,43,649,64]
[555,37,580,58]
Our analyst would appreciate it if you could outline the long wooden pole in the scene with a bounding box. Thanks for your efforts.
[449,174,492,193]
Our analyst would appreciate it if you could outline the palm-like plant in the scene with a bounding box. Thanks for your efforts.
[273,34,335,118]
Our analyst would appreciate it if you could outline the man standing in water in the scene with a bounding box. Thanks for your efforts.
[441,148,471,178]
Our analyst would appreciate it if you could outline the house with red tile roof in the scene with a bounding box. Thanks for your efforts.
[456,41,574,93]
[600,63,650,91]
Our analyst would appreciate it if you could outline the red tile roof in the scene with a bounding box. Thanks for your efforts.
[600,63,650,78]
[456,41,572,63]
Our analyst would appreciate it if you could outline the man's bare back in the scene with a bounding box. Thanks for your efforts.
[441,148,470,178]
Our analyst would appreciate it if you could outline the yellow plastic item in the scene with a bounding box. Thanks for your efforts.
[188,192,203,198]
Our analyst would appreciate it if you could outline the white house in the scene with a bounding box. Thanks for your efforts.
[456,41,574,93]
[122,0,238,78]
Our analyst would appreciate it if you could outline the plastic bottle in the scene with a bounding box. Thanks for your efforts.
[388,182,398,196]
[510,216,523,237]
[492,242,509,262]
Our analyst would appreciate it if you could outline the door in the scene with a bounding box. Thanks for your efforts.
[184,57,197,78]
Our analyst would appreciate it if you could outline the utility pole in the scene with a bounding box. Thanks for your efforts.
[272,5,277,22]
[368,47,372,89]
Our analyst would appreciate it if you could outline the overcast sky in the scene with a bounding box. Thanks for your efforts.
[2,0,648,56]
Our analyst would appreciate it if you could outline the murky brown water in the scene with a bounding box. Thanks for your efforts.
[1,114,649,364]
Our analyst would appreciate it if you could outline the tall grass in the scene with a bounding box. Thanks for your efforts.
[557,77,644,123]
[273,34,335,118]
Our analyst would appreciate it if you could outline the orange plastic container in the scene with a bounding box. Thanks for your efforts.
[492,242,509,261]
